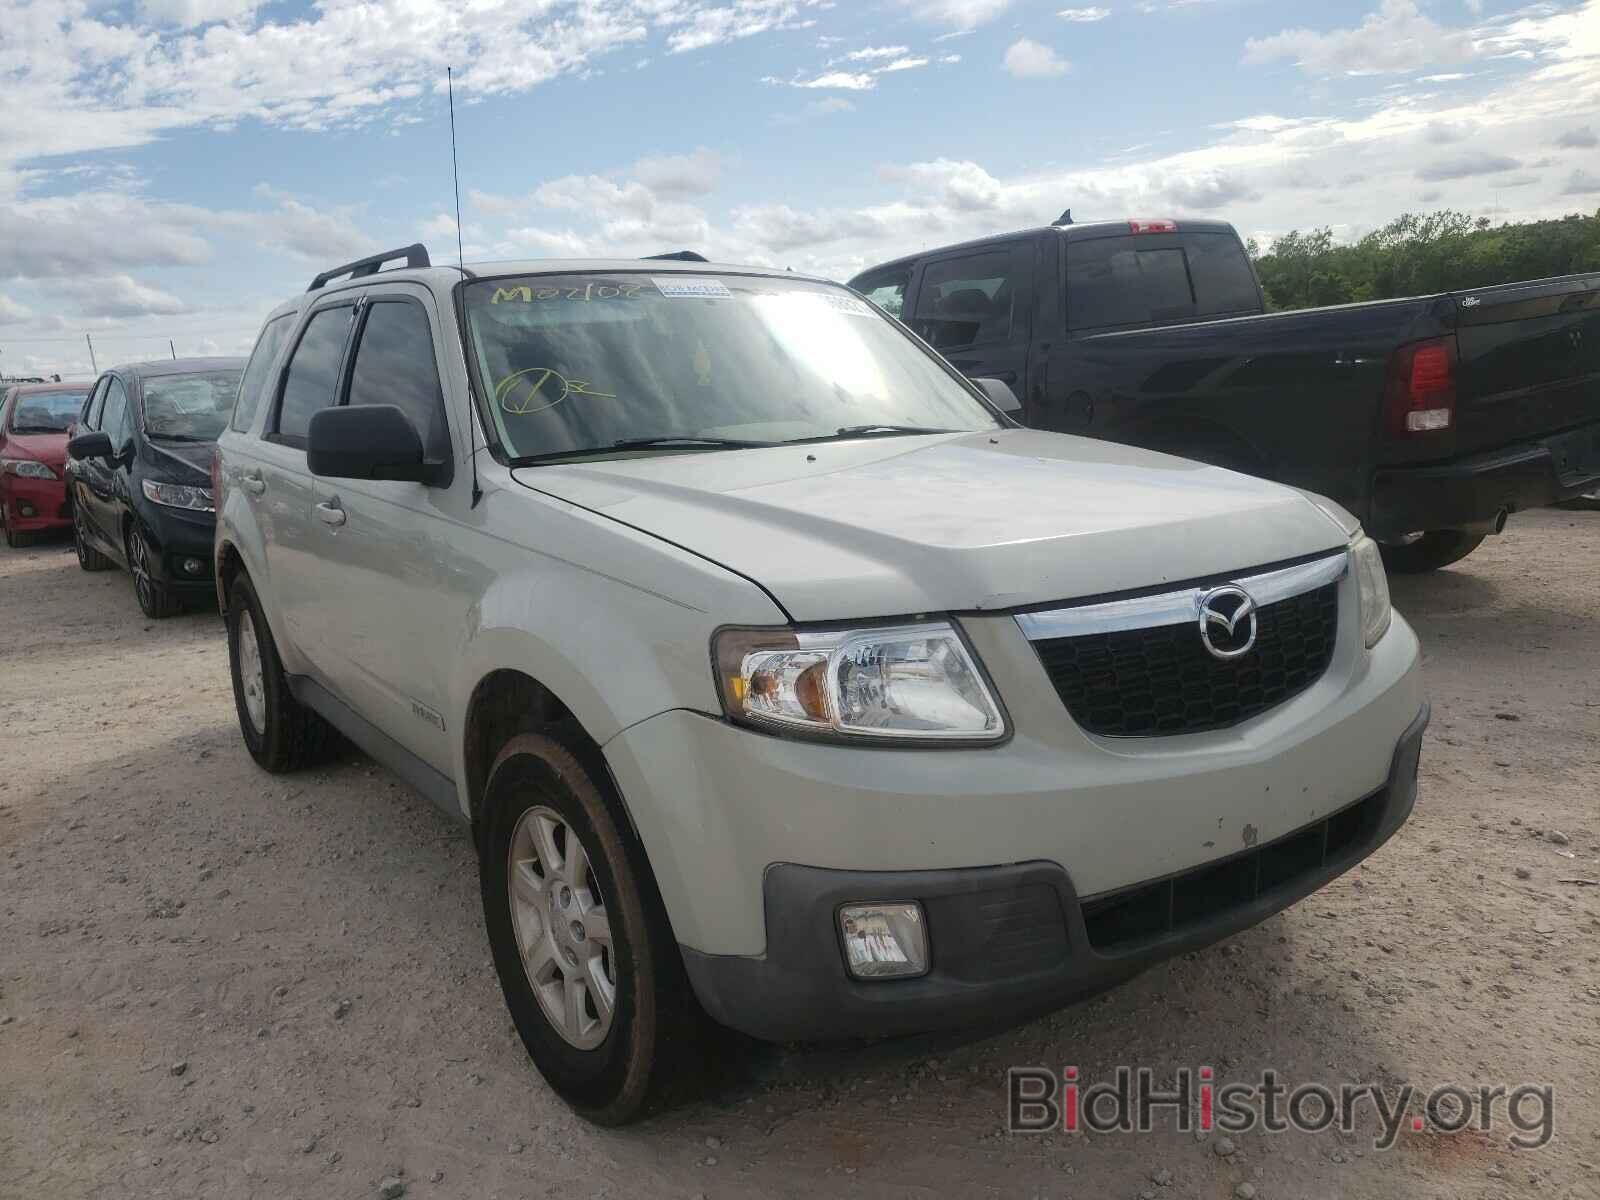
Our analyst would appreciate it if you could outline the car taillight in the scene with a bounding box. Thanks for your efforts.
[1384,336,1456,436]
[1128,218,1178,234]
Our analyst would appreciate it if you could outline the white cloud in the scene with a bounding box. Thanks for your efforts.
[1058,6,1110,21]
[0,293,31,323]
[663,1,827,54]
[878,55,931,72]
[767,70,879,89]
[1416,151,1521,181]
[841,45,910,61]
[1243,0,1475,76]
[1003,38,1070,78]
[59,274,187,319]
[631,148,723,196]
[1562,168,1600,195]
[1556,125,1598,148]
[0,193,213,278]
[896,0,1011,29]
[136,0,258,27]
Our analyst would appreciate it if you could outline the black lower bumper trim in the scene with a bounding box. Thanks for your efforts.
[1370,423,1600,538]
[682,702,1430,1043]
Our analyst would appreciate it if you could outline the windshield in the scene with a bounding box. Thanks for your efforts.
[8,391,88,433]
[140,371,243,441]
[463,273,1001,461]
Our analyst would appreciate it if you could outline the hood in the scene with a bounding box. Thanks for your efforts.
[512,429,1350,621]
[2,430,68,468]
[144,438,214,481]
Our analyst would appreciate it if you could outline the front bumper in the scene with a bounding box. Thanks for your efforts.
[1,474,70,532]
[680,703,1426,1041]
[1369,420,1600,538]
[137,501,217,592]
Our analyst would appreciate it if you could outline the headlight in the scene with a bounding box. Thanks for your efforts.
[713,620,1007,742]
[141,479,215,513]
[1351,535,1392,648]
[0,458,55,480]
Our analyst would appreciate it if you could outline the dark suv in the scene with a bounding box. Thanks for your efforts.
[66,358,245,617]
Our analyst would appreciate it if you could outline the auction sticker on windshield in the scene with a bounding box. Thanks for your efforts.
[653,277,734,300]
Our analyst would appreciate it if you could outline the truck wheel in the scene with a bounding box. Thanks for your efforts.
[127,523,184,618]
[1378,530,1486,574]
[479,731,701,1125]
[226,573,337,771]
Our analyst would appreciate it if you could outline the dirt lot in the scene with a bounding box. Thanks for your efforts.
[2,509,1597,1200]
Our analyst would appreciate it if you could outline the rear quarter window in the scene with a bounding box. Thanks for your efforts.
[1185,233,1262,317]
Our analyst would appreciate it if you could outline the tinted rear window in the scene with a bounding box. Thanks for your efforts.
[277,306,353,443]
[1186,233,1261,317]
[1067,232,1259,331]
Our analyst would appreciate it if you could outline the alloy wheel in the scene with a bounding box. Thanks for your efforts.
[235,608,267,734]
[506,805,617,1050]
[129,526,155,606]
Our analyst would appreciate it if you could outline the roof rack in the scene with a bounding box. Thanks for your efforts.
[643,250,709,262]
[308,243,431,292]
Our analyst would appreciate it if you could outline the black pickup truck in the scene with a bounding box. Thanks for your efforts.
[849,218,1600,572]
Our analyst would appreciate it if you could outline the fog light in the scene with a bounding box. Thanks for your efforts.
[182,557,205,576]
[838,902,928,979]
[18,502,35,517]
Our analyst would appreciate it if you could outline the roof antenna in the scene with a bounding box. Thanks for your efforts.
[447,66,482,508]
[447,67,466,272]
[1053,208,1073,226]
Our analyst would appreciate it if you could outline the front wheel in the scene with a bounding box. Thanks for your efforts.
[480,732,702,1125]
[1378,530,1487,574]
[2,515,29,549]
[127,523,183,617]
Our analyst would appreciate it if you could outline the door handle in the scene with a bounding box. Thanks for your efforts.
[240,469,266,496]
[314,498,346,527]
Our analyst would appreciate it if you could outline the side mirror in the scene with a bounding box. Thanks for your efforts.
[972,376,1023,417]
[307,404,444,485]
[67,430,114,461]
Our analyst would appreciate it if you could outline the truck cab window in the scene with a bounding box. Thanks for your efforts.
[912,251,1016,351]
[1067,237,1195,331]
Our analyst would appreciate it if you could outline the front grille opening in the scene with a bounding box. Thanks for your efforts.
[1035,581,1339,737]
[1081,791,1385,954]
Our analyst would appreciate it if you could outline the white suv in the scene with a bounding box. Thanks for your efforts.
[215,245,1427,1124]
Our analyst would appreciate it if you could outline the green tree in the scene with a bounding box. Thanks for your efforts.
[1249,209,1600,310]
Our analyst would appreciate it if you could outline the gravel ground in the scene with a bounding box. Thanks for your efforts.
[2,509,1598,1200]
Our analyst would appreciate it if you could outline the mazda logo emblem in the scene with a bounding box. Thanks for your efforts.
[1197,585,1258,660]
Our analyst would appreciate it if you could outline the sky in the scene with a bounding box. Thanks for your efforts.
[2,0,1598,378]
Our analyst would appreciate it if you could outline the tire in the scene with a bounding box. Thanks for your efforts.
[1378,530,1487,574]
[226,573,337,772]
[127,522,184,617]
[3,518,30,549]
[72,507,113,571]
[479,730,703,1125]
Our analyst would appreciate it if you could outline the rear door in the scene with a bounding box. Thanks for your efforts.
[83,376,132,552]
[64,378,107,532]
[904,240,1033,409]
[292,283,463,768]
[253,301,358,682]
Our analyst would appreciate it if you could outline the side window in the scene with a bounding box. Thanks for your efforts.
[1184,233,1261,318]
[852,267,911,318]
[910,250,1017,351]
[1067,236,1196,331]
[100,379,131,451]
[83,378,109,429]
[345,300,450,460]
[233,313,296,433]
[276,305,354,445]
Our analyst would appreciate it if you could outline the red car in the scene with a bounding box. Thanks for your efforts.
[0,381,92,547]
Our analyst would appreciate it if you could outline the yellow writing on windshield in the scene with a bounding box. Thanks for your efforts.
[496,368,617,416]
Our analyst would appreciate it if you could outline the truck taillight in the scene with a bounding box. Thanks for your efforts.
[1128,218,1178,234]
[1384,336,1456,436]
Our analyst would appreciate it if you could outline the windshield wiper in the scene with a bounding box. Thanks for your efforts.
[788,424,958,444]
[611,435,777,451]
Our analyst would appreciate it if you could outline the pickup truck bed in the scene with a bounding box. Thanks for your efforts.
[850,220,1600,569]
